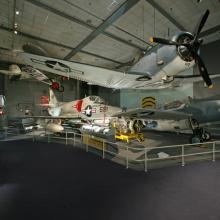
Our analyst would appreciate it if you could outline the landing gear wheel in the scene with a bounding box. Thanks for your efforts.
[202,131,211,142]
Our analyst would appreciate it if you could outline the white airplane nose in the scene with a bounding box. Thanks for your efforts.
[9,64,21,74]
[46,123,64,133]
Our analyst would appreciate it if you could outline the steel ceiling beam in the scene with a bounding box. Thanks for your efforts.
[200,25,220,37]
[25,0,145,53]
[64,0,141,60]
[145,0,186,31]
[0,26,124,65]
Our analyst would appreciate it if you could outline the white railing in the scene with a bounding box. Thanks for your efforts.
[2,128,220,172]
[36,130,220,172]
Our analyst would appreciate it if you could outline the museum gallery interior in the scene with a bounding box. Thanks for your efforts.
[0,0,220,219]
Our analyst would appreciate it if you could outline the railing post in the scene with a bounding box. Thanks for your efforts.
[32,129,35,142]
[48,133,50,143]
[65,131,68,145]
[126,145,129,169]
[73,133,76,146]
[86,135,89,152]
[181,145,185,167]
[102,140,105,159]
[4,127,7,139]
[144,148,148,172]
[212,142,216,162]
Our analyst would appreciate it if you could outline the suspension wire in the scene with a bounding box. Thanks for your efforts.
[12,0,16,49]
[153,7,155,36]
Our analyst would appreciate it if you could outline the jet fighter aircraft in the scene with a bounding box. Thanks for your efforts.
[34,89,121,133]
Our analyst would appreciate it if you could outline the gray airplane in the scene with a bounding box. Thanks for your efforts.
[1,10,219,90]
[113,96,220,143]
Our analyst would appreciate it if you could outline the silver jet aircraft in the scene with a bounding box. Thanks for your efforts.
[37,89,121,133]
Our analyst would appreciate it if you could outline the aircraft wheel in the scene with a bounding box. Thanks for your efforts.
[202,131,211,142]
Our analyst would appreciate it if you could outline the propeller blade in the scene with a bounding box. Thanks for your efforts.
[195,54,213,88]
[193,10,210,40]
[149,37,180,46]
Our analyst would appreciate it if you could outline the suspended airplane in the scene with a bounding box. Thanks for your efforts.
[0,64,66,92]
[1,10,218,90]
[0,64,48,82]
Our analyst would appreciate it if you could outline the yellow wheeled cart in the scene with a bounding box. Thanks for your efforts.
[115,131,144,143]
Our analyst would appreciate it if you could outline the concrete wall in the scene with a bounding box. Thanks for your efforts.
[4,78,78,117]
[194,40,220,98]
[98,87,120,107]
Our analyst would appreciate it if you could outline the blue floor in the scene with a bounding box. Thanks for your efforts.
[0,140,220,220]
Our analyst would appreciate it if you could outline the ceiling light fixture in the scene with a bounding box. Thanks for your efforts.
[197,0,202,3]
[15,10,19,15]
[14,30,18,34]
[14,23,18,27]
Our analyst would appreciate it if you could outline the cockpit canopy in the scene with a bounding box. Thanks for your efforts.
[89,96,105,104]
[0,95,5,107]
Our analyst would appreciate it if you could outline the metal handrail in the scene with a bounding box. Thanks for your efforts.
[2,128,219,172]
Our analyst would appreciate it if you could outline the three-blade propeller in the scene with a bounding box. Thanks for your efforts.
[150,10,212,88]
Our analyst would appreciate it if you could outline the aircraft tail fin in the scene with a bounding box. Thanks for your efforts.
[49,89,59,107]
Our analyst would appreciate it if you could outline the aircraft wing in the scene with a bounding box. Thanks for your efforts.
[174,73,220,83]
[18,52,159,89]
[21,66,49,82]
[113,108,192,121]
[0,64,50,83]
[168,68,220,88]
[17,52,220,90]
[17,115,81,120]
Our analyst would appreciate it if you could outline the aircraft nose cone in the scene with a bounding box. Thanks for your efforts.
[46,123,64,133]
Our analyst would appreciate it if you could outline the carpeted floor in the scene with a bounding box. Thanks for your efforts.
[0,140,220,220]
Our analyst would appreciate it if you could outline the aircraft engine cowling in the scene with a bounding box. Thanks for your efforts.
[150,10,212,88]
[112,118,144,133]
[174,32,195,62]
[46,123,64,133]
[48,106,61,117]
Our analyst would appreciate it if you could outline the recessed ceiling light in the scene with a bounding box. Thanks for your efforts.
[14,23,18,27]
[15,10,19,15]
[14,30,18,34]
